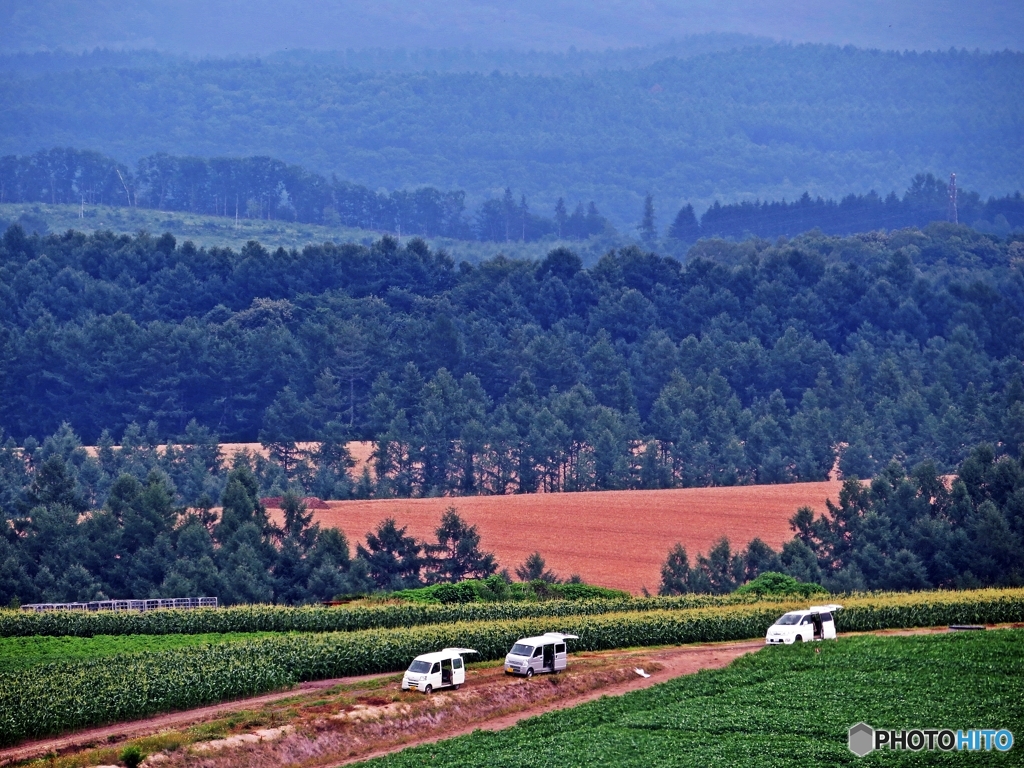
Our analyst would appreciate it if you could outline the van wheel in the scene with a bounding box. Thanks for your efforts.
[799,635,807,642]
[424,685,432,694]
[526,669,533,679]
[454,684,461,690]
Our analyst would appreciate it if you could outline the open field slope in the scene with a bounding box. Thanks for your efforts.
[310,481,843,593]
[364,629,1024,767]
[0,203,612,265]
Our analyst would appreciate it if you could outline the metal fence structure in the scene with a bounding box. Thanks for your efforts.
[20,597,218,613]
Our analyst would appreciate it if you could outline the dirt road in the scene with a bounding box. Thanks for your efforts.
[0,640,763,767]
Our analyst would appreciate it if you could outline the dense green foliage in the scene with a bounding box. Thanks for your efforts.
[733,572,826,598]
[2,592,1021,746]
[1,223,1022,481]
[1,45,1021,225]
[389,577,631,604]
[0,453,377,605]
[793,445,1024,592]
[0,631,278,673]
[366,630,1024,767]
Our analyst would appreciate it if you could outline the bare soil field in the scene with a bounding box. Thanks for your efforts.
[306,481,843,594]
[84,441,839,593]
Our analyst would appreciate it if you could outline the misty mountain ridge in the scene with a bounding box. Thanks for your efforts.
[2,0,1022,55]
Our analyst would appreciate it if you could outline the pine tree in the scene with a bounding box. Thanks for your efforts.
[668,203,701,242]
[639,193,656,245]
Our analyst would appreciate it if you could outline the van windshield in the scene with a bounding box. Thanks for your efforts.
[510,643,533,656]
[407,660,431,673]
[774,614,802,625]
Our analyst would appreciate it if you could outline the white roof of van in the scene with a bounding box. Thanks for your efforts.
[513,632,579,646]
[781,605,843,617]
[410,648,479,663]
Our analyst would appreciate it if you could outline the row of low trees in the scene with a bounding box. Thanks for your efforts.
[0,149,613,242]
[0,435,504,605]
[4,149,1022,246]
[659,444,1024,594]
[1,223,1023,497]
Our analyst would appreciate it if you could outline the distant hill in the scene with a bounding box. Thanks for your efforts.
[2,1,1021,54]
[1,44,1021,228]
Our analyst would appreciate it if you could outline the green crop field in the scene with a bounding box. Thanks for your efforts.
[364,630,1024,767]
[3,590,1023,746]
[0,632,282,674]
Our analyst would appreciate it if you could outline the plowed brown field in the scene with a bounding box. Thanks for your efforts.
[304,482,842,594]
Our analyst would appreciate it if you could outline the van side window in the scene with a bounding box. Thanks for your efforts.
[431,662,440,674]
[801,616,813,624]
[533,647,543,657]
[452,657,463,669]
[555,643,565,653]
[820,612,832,622]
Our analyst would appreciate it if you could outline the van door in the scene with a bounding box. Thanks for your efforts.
[554,642,567,671]
[542,644,555,671]
[452,655,465,686]
[531,645,543,672]
[821,611,836,639]
[440,658,453,687]
[810,613,824,640]
[430,661,441,690]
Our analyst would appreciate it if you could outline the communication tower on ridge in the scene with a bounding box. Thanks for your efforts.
[947,173,958,224]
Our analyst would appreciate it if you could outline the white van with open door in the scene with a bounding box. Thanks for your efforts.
[765,604,843,644]
[504,632,578,677]
[401,648,478,693]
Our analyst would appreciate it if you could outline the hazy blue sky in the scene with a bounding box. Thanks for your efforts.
[2,0,1022,54]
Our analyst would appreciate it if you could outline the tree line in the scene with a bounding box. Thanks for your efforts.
[0,148,612,243]
[1,221,1023,500]
[659,444,1024,594]
[3,149,1022,245]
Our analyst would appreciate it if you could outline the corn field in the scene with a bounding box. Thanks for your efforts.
[0,592,796,638]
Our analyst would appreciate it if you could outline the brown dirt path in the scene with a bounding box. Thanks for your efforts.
[338,640,765,767]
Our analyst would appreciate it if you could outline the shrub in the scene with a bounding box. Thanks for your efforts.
[119,745,145,768]
[735,572,828,598]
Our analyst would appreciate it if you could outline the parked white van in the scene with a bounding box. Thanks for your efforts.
[401,648,478,693]
[504,632,579,677]
[765,605,843,644]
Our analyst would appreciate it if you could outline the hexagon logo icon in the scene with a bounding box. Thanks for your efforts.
[848,722,875,756]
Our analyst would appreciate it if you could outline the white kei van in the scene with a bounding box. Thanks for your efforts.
[504,632,579,677]
[765,604,843,644]
[401,648,478,693]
